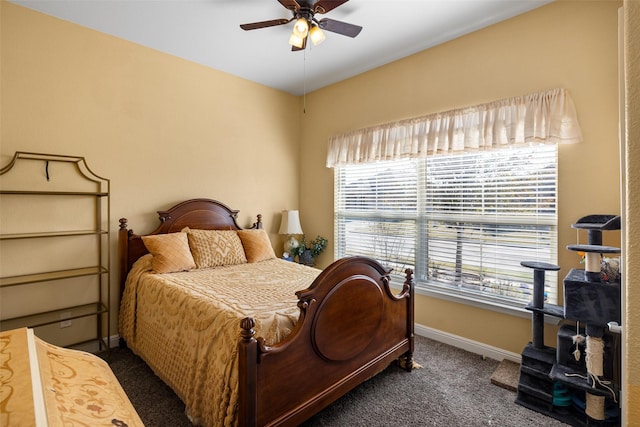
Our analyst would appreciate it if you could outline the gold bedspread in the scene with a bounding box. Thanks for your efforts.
[119,255,321,427]
[0,327,143,426]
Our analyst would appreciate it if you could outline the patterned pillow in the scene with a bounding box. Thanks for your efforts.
[141,232,196,273]
[184,228,248,268]
[237,229,276,263]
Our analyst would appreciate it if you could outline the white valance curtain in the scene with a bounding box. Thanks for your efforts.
[326,87,582,168]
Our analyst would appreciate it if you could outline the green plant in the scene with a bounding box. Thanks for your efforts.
[290,235,328,257]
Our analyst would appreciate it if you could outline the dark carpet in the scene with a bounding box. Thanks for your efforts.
[101,335,568,426]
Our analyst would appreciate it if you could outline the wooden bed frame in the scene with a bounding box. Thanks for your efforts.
[118,198,415,427]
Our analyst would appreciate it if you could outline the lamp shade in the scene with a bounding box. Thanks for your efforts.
[309,25,325,46]
[292,18,309,38]
[279,210,303,235]
[289,33,305,48]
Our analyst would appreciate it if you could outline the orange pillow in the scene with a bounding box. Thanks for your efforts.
[237,229,276,263]
[141,232,196,273]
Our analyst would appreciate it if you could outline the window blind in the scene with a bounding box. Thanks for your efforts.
[335,159,418,276]
[335,145,558,307]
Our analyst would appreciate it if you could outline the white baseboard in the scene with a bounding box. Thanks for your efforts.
[109,334,121,348]
[414,323,521,363]
[74,335,122,353]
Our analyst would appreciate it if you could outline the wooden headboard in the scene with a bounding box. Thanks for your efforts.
[118,198,262,297]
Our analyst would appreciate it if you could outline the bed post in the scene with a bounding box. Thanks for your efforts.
[403,268,415,371]
[238,317,258,427]
[118,218,130,300]
[250,214,263,230]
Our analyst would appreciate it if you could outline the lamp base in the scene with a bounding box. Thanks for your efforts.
[283,235,300,257]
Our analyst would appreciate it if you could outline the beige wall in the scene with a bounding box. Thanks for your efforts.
[301,0,622,355]
[623,0,639,422]
[2,0,636,416]
[0,2,301,338]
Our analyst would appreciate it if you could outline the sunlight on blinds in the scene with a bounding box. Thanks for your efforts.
[335,145,558,307]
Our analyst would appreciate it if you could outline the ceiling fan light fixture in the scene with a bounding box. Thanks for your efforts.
[309,25,325,45]
[289,32,305,48]
[292,17,309,38]
[239,0,361,52]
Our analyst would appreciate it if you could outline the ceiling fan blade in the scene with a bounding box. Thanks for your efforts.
[240,18,291,31]
[278,0,301,11]
[313,0,349,14]
[318,18,362,38]
[291,35,307,51]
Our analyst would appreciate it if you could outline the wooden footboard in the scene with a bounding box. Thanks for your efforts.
[238,256,414,427]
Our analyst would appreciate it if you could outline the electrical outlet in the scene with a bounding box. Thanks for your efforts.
[59,312,72,328]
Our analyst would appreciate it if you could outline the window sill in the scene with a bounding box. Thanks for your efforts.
[391,279,562,325]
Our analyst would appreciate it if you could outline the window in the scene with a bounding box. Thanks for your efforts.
[330,88,580,309]
[334,145,558,308]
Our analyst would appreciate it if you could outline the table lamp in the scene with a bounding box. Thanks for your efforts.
[278,210,303,257]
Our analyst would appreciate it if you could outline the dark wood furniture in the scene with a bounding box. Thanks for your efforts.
[118,198,415,427]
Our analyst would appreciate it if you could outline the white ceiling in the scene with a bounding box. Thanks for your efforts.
[11,0,553,96]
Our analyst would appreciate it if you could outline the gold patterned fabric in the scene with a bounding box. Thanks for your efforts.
[184,228,248,268]
[0,327,143,427]
[119,255,320,427]
[0,328,36,426]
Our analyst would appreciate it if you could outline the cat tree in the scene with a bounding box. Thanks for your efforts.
[516,214,621,426]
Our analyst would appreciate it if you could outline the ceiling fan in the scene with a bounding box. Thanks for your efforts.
[240,0,362,51]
